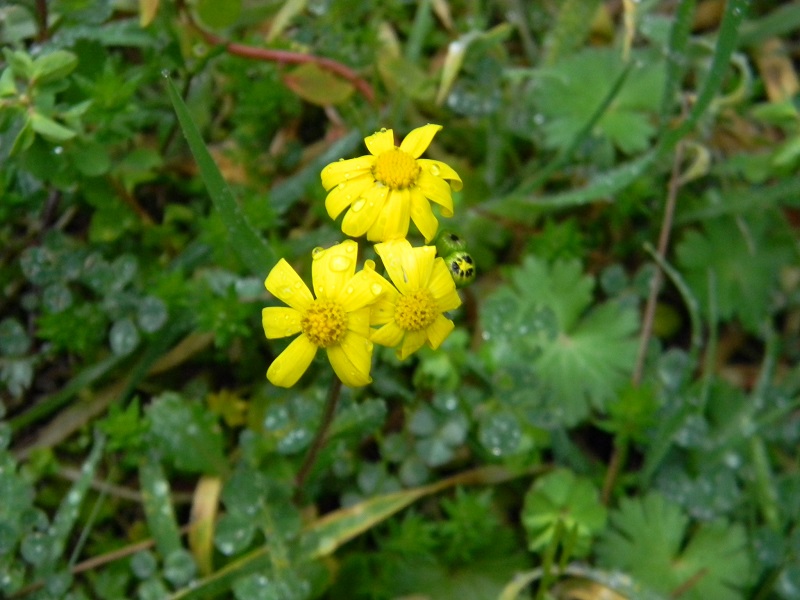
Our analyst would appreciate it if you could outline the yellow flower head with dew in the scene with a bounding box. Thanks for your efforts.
[321,124,462,243]
[370,239,462,359]
[262,240,386,387]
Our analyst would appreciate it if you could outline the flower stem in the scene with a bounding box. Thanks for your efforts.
[294,376,343,501]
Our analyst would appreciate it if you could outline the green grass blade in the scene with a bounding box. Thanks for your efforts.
[42,432,106,572]
[738,1,800,47]
[165,75,276,278]
[659,0,696,126]
[663,0,749,147]
[487,149,658,219]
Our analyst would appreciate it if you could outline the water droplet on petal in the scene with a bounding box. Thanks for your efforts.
[380,127,387,132]
[351,199,365,212]
[312,247,325,260]
[294,281,302,289]
[370,283,383,296]
[330,256,351,272]
[429,164,440,176]
[281,286,292,296]
[346,286,354,294]
[337,182,346,189]
[338,158,344,162]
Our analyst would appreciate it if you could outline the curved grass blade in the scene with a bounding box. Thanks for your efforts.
[165,75,275,278]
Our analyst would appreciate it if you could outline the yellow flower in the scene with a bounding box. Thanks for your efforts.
[261,240,386,387]
[370,239,462,359]
[321,124,462,243]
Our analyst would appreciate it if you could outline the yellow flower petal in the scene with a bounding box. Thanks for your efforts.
[347,306,371,337]
[398,329,427,359]
[366,188,410,243]
[341,186,388,237]
[416,169,454,217]
[265,259,314,311]
[325,173,374,219]
[375,239,414,294]
[428,260,461,310]
[327,338,372,387]
[399,124,442,158]
[384,188,413,242]
[410,189,440,243]
[417,159,463,191]
[262,307,302,339]
[312,240,359,300]
[425,314,454,350]
[371,320,405,347]
[409,244,436,290]
[267,334,317,387]
[370,294,398,326]
[321,155,375,190]
[335,268,387,312]
[364,128,395,156]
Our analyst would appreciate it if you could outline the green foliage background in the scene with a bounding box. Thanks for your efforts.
[1,0,800,598]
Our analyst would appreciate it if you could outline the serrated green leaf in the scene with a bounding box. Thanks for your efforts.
[597,493,751,600]
[675,215,792,332]
[534,48,664,154]
[510,257,593,330]
[534,300,639,424]
[522,469,607,557]
[483,256,639,426]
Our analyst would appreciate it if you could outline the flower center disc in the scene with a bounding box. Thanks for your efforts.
[394,289,438,332]
[301,300,347,347]
[373,148,420,189]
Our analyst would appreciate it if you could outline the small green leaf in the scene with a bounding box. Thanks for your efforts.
[3,49,33,80]
[31,50,78,85]
[146,392,227,475]
[10,118,36,155]
[195,0,242,29]
[30,113,76,142]
[0,67,18,97]
[282,63,354,106]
